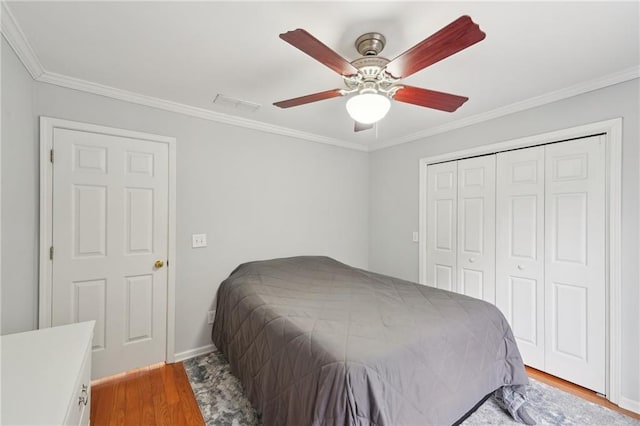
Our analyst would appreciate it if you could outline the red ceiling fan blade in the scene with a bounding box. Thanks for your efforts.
[273,89,344,108]
[384,16,486,79]
[393,85,469,112]
[280,29,359,76]
[354,121,374,132]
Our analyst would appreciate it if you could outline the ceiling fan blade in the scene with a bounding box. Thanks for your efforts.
[273,89,344,108]
[354,121,374,132]
[393,85,468,112]
[280,29,359,76]
[384,15,486,79]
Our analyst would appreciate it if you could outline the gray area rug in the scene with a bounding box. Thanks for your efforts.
[184,351,639,426]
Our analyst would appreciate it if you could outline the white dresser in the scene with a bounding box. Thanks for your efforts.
[1,321,95,425]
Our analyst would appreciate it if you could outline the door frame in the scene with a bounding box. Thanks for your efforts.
[38,116,177,364]
[418,118,622,404]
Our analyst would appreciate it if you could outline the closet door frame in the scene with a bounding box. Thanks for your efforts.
[418,118,622,404]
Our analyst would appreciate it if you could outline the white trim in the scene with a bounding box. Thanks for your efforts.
[417,160,428,286]
[38,117,177,368]
[38,118,54,328]
[418,118,623,405]
[166,135,177,363]
[37,68,640,154]
[0,2,44,79]
[36,71,367,152]
[174,344,216,363]
[418,119,622,166]
[619,396,640,415]
[606,118,623,406]
[370,67,639,151]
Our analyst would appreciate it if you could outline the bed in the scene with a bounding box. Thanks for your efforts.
[212,256,531,425]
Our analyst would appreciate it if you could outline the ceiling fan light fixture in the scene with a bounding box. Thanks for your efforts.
[346,92,391,125]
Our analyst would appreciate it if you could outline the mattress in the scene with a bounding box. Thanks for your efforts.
[212,256,529,425]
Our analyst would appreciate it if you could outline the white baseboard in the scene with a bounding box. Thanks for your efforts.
[619,395,640,415]
[173,344,216,362]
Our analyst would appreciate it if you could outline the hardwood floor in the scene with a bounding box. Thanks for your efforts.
[525,366,640,420]
[91,362,639,425]
[90,362,204,426]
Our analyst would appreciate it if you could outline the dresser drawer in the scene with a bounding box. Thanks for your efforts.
[64,335,92,425]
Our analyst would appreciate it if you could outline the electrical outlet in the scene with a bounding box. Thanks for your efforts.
[207,310,216,324]
[192,233,207,248]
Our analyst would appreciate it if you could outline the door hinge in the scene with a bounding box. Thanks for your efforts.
[166,260,169,267]
[49,246,54,260]
[50,149,54,163]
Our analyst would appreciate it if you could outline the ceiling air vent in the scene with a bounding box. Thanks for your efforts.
[213,94,260,113]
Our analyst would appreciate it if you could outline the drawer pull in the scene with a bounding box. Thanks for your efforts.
[78,384,89,406]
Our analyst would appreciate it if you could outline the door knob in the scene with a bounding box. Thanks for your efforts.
[154,260,164,269]
[469,258,475,263]
[517,264,524,270]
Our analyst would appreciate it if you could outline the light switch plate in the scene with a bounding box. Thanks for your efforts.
[192,233,207,248]
[412,231,419,242]
[207,310,216,324]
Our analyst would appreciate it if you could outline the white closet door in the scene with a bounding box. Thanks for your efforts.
[544,135,605,393]
[457,155,496,303]
[496,146,545,370]
[426,161,458,292]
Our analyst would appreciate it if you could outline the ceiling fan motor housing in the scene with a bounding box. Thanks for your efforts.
[347,33,397,95]
[355,32,386,56]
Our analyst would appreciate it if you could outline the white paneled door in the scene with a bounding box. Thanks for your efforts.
[457,155,496,303]
[422,133,609,394]
[426,161,458,292]
[496,146,545,370]
[51,128,169,378]
[544,136,605,393]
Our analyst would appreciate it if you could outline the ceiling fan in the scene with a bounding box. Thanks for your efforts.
[273,16,486,132]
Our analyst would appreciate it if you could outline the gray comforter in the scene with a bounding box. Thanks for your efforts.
[212,256,529,426]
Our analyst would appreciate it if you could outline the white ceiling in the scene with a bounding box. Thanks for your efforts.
[5,1,639,149]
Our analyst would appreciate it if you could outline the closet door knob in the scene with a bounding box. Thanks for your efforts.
[468,258,475,263]
[517,264,524,270]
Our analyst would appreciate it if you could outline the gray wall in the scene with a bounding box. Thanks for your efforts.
[369,78,640,404]
[1,37,38,334]
[1,38,369,355]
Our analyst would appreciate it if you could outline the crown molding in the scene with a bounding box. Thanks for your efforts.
[0,1,44,79]
[369,66,640,151]
[37,71,367,151]
[25,65,640,154]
